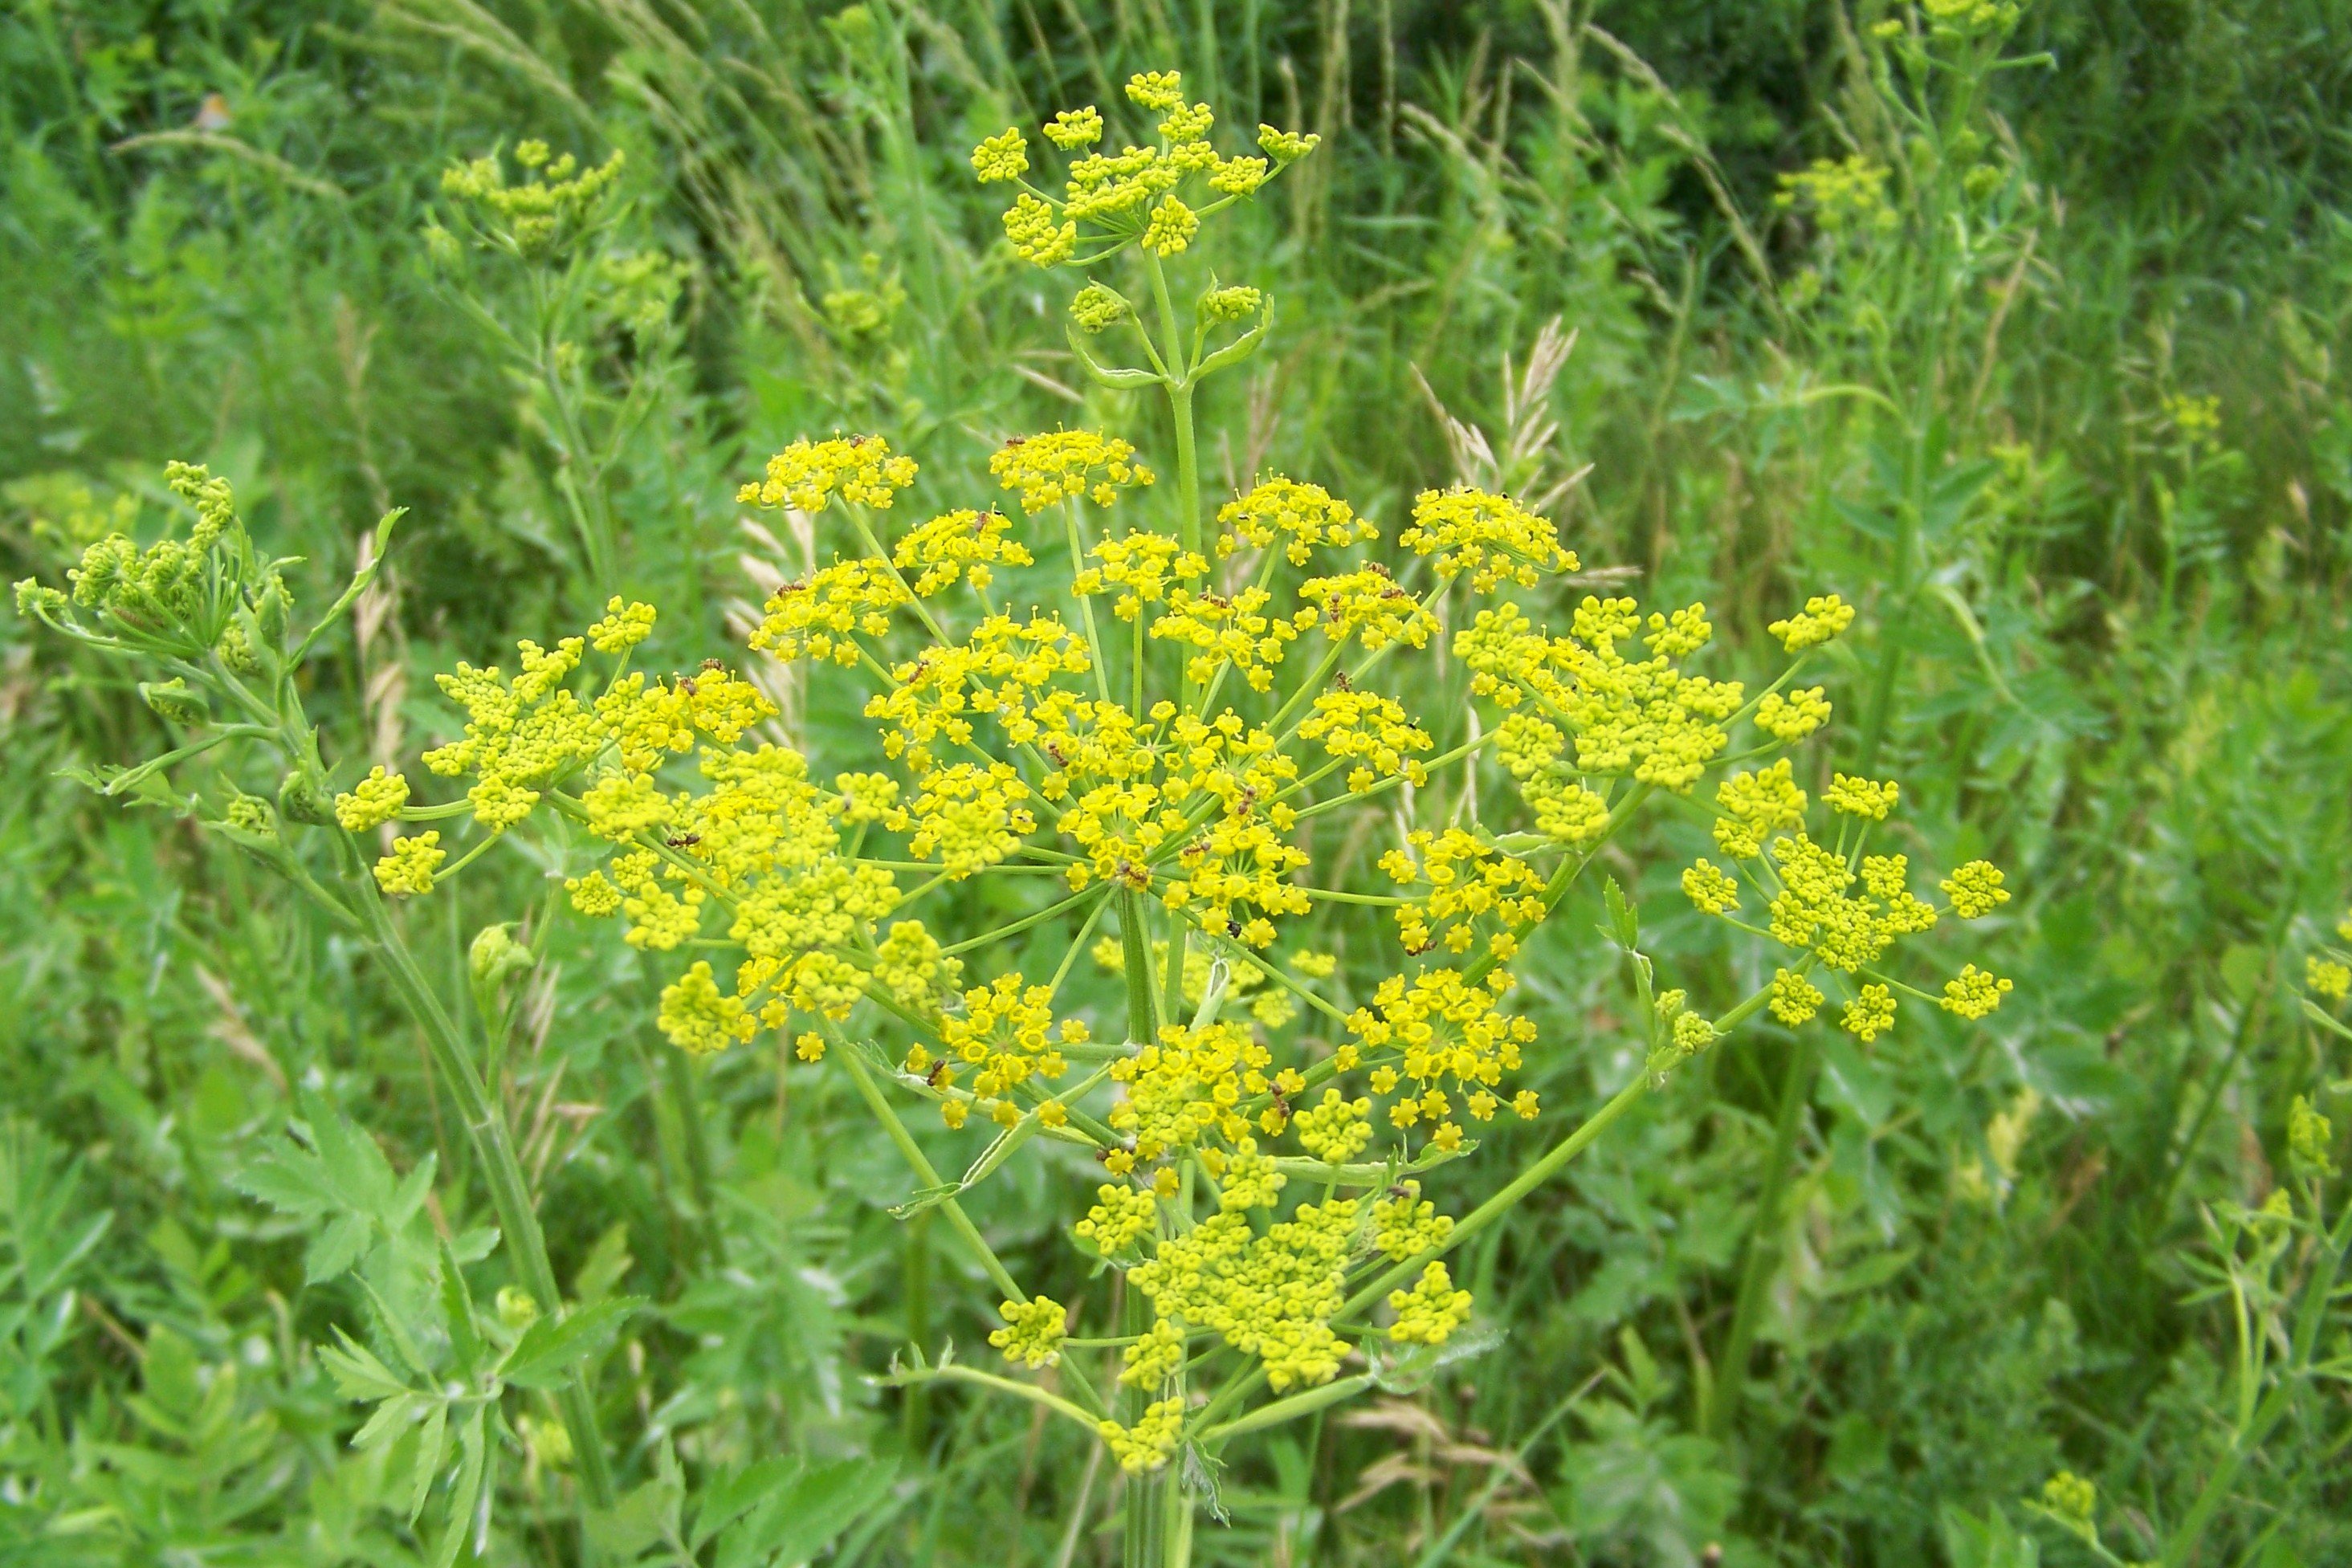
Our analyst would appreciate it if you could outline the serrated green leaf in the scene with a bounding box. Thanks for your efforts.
[321,1331,411,1402]
[715,1456,897,1568]
[349,1390,423,1452]
[429,1407,488,1568]
[500,1296,645,1391]
[406,1400,448,1526]
[304,1212,372,1285]
[439,1238,484,1376]
[691,1455,802,1550]
[590,1472,683,1560]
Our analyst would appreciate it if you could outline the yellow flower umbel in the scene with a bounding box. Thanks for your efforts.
[162,77,2013,1509]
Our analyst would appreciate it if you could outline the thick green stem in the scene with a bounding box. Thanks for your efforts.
[1705,1033,1816,1442]
[336,836,617,1512]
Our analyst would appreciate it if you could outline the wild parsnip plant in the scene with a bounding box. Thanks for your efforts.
[14,69,2016,1563]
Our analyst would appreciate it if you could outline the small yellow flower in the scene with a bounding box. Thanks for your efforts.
[335,766,411,833]
[373,831,445,896]
[1842,983,1897,1042]
[1768,593,1857,652]
[1387,1261,1473,1346]
[1769,968,1824,1025]
[2041,1470,2097,1531]
[1942,963,2014,1020]
[1682,858,1741,915]
[657,960,749,1056]
[1755,686,1832,743]
[1141,194,1199,256]
[1941,860,2010,918]
[2305,955,2350,1001]
[988,1295,1068,1368]
[738,435,918,512]
[970,127,1029,184]
[1258,124,1321,165]
[586,597,656,653]
[1125,70,1184,112]
[1824,773,1899,820]
[1043,107,1103,149]
[1098,1397,1184,1472]
[565,870,621,916]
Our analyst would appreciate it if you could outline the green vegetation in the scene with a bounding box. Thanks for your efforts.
[4,2,2351,1565]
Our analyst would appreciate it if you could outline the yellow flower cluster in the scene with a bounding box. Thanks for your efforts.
[1298,687,1432,793]
[936,973,1080,1126]
[973,71,1315,273]
[1298,567,1437,652]
[1153,584,1301,690]
[336,766,410,833]
[1461,598,1741,800]
[989,1295,1067,1368]
[863,612,1091,769]
[1941,860,2010,918]
[1119,1319,1185,1389]
[1109,1019,1278,1163]
[1074,1181,1158,1256]
[658,961,749,1056]
[894,762,1037,878]
[989,431,1154,511]
[1755,686,1832,742]
[1768,593,1857,652]
[1713,760,1808,858]
[1380,829,1547,959]
[1401,487,1579,591]
[1843,983,1897,1042]
[1072,529,1205,618]
[1373,1180,1453,1259]
[737,435,919,512]
[439,141,624,259]
[1775,156,1897,234]
[1131,1193,1359,1392]
[1769,968,1826,1025]
[1942,963,2014,1019]
[1825,772,1900,820]
[893,509,1033,597]
[373,832,444,895]
[1387,1261,1473,1346]
[1347,967,1539,1151]
[424,639,605,829]
[1292,1089,1374,1163]
[1098,1397,1184,1473]
[1766,836,1938,973]
[1217,479,1377,564]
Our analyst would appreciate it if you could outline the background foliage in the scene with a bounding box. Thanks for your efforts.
[4,1,2351,1563]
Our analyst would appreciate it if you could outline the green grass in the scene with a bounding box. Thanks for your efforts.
[4,2,2352,1565]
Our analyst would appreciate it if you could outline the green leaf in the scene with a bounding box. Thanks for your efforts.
[714,1457,898,1568]
[1602,876,1638,950]
[499,1296,646,1391]
[349,1390,424,1452]
[589,1472,683,1560]
[691,1455,803,1550]
[573,1221,635,1305]
[405,1399,449,1526]
[321,1331,411,1402]
[1812,1247,1918,1301]
[304,1212,372,1285]
[439,1238,484,1376]
[428,1406,489,1568]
